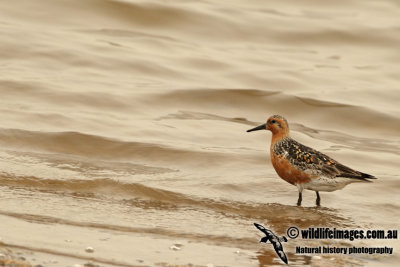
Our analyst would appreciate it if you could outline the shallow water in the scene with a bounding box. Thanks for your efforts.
[0,0,399,266]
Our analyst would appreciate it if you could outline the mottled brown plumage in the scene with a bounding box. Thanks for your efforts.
[247,115,376,206]
[272,137,374,180]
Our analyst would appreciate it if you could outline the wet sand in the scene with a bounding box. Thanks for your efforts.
[0,0,399,266]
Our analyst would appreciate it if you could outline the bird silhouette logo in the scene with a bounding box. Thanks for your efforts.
[254,223,288,264]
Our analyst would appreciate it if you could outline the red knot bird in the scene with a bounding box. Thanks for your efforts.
[247,115,376,206]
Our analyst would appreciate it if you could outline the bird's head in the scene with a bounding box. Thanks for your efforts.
[247,115,289,138]
[259,236,269,243]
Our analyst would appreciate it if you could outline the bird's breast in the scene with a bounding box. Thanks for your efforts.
[270,148,312,185]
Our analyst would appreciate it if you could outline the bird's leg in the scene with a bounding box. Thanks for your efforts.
[316,191,321,206]
[297,191,302,206]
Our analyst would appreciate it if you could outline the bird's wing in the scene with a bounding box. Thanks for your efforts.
[271,240,288,264]
[254,223,276,239]
[254,223,269,234]
[280,139,376,180]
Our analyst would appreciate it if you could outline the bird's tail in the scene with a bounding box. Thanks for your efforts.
[360,172,376,182]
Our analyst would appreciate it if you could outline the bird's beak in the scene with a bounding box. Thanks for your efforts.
[247,123,266,132]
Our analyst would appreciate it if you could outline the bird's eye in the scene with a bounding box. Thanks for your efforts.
[271,120,276,123]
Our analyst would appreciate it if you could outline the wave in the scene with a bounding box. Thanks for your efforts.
[0,128,237,164]
[1,87,398,162]
[292,123,400,155]
[90,0,218,28]
[0,173,349,230]
[149,88,400,136]
[157,109,400,155]
[273,28,400,47]
[19,0,238,37]
[0,80,133,111]
[0,174,189,203]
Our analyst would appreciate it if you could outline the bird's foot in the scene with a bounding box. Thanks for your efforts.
[297,192,302,206]
[316,191,321,206]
